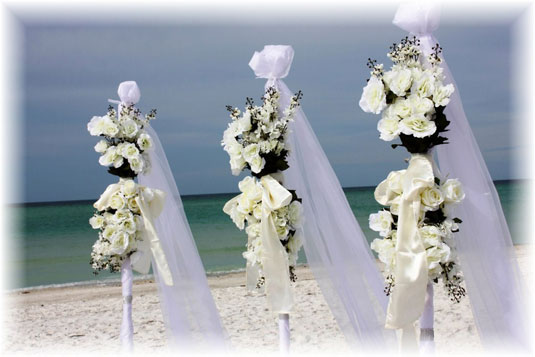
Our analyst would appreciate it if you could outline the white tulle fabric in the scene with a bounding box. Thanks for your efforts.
[394,2,528,351]
[250,45,395,350]
[139,126,228,352]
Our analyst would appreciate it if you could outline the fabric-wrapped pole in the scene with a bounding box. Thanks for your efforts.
[393,3,529,352]
[419,283,435,355]
[251,45,396,351]
[120,257,134,352]
[279,313,290,354]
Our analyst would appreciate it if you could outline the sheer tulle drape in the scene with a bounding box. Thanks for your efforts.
[139,126,228,352]
[436,63,528,349]
[394,2,529,350]
[271,79,396,350]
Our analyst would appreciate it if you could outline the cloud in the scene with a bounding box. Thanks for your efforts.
[22,23,515,202]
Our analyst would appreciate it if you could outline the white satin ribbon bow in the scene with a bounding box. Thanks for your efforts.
[260,174,293,313]
[94,181,174,286]
[375,154,434,350]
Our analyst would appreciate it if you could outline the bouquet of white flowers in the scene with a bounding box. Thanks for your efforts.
[89,179,146,272]
[360,37,455,153]
[88,104,155,177]
[370,173,466,302]
[361,38,466,303]
[222,87,303,286]
[87,87,157,274]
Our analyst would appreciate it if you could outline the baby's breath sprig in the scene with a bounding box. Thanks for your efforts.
[367,58,384,77]
[289,90,303,110]
[387,36,421,65]
[226,106,241,120]
[428,43,443,66]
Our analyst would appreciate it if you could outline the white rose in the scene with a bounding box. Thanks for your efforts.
[120,179,137,197]
[98,146,117,167]
[121,218,137,234]
[129,155,144,173]
[276,222,289,238]
[441,178,465,204]
[102,224,118,240]
[109,231,131,255]
[392,98,412,118]
[419,225,443,248]
[121,119,139,138]
[249,155,266,174]
[383,67,412,96]
[222,122,240,146]
[87,116,106,136]
[377,117,401,141]
[288,201,302,228]
[245,222,261,238]
[369,210,394,237]
[127,197,140,213]
[110,192,126,210]
[287,233,303,266]
[137,133,153,151]
[230,155,246,176]
[243,144,260,163]
[102,116,119,137]
[121,143,140,160]
[433,83,455,107]
[239,176,263,201]
[399,115,437,138]
[225,139,242,156]
[237,112,252,132]
[359,76,387,114]
[408,95,434,115]
[112,209,133,223]
[421,186,444,211]
[94,140,109,153]
[370,238,396,268]
[412,71,436,98]
[426,243,451,271]
[89,215,105,229]
[223,197,246,230]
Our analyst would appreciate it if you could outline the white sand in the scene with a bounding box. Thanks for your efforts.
[3,245,531,354]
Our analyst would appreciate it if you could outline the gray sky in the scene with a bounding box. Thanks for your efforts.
[22,22,515,202]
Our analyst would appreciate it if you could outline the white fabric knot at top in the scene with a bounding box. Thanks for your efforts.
[249,45,294,89]
[392,2,441,56]
[108,81,141,112]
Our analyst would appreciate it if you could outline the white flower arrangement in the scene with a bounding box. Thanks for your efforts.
[88,104,156,177]
[370,172,466,302]
[90,179,145,272]
[359,37,455,154]
[222,87,301,177]
[88,98,157,274]
[224,176,303,282]
[222,87,304,286]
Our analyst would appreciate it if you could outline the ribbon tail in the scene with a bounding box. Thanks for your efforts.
[385,154,434,350]
[135,194,174,286]
[261,208,293,314]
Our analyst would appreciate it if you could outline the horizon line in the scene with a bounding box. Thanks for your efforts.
[13,178,527,207]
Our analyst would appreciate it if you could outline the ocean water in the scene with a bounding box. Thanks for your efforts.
[10,180,527,289]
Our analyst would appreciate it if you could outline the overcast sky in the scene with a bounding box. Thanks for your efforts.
[21,19,518,202]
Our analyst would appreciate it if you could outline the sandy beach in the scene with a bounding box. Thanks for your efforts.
[3,245,531,355]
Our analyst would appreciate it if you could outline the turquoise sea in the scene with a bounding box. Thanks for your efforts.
[10,180,528,289]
